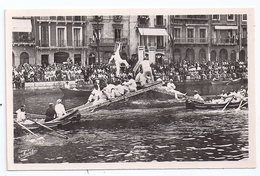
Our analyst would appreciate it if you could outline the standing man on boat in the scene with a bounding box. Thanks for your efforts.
[140,55,154,83]
[55,99,67,118]
[45,103,57,122]
[107,42,130,77]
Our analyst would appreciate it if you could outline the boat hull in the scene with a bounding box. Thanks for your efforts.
[14,109,80,130]
[185,99,247,109]
[60,87,92,97]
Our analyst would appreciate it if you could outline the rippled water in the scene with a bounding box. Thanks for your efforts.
[13,83,248,163]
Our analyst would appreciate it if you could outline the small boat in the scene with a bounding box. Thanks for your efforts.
[14,109,80,130]
[185,99,247,109]
[211,80,231,85]
[60,87,93,97]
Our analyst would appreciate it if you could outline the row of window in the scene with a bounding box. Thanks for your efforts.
[212,14,247,21]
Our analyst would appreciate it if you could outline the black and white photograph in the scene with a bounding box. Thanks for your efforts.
[6,8,255,170]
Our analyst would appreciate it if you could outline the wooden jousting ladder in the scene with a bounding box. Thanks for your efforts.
[75,81,163,114]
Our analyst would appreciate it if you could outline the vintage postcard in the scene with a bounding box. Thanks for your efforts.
[6,8,255,170]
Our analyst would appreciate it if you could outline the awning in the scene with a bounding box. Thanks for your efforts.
[12,19,32,32]
[138,28,168,36]
[214,26,238,30]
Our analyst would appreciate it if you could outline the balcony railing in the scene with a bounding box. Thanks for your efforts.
[38,40,83,47]
[174,38,209,44]
[89,38,128,45]
[154,19,166,28]
[174,15,208,20]
[12,38,35,46]
[38,16,86,23]
[211,38,238,45]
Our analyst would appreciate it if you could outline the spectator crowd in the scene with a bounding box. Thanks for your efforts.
[12,58,248,89]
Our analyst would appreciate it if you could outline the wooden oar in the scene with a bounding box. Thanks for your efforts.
[14,119,39,137]
[236,101,248,110]
[222,96,234,111]
[28,118,68,139]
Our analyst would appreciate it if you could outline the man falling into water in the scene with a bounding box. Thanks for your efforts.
[108,42,130,77]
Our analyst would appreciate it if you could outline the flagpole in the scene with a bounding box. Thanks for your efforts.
[97,19,100,65]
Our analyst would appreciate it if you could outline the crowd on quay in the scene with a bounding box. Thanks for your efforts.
[12,57,248,89]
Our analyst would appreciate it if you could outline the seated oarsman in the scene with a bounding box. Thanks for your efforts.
[122,75,137,92]
[16,105,26,122]
[45,103,57,122]
[135,69,148,87]
[15,105,34,124]
[102,82,116,100]
[193,90,204,102]
[114,84,129,97]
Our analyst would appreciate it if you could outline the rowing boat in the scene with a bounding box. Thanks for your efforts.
[185,99,248,109]
[60,87,93,97]
[14,109,80,130]
[74,81,164,115]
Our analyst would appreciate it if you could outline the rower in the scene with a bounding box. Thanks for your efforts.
[45,103,57,122]
[16,105,26,122]
[193,90,204,102]
[86,84,102,104]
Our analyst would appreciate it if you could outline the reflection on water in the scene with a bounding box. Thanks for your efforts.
[13,83,248,163]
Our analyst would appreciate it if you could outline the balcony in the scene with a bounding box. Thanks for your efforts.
[174,15,208,20]
[174,38,209,44]
[154,19,166,28]
[37,16,86,24]
[12,39,35,46]
[113,15,123,22]
[38,40,84,48]
[211,38,238,45]
[89,38,128,46]
[12,34,35,46]
[137,15,150,28]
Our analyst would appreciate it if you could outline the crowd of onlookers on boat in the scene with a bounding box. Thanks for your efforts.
[12,59,248,89]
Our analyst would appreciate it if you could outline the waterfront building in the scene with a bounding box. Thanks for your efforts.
[12,14,247,67]
[86,15,130,65]
[169,14,247,64]
[129,15,170,65]
[34,16,88,66]
[12,17,35,67]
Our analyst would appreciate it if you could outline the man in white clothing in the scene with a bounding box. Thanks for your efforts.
[140,56,154,83]
[55,99,67,118]
[108,42,130,77]
[166,79,186,100]
[193,90,204,102]
[16,105,26,122]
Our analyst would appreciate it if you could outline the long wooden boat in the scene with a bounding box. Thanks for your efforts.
[185,99,248,109]
[14,109,80,130]
[74,81,164,115]
[60,87,93,97]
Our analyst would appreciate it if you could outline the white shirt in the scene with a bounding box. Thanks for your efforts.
[55,103,66,117]
[141,60,151,72]
[194,94,204,102]
[16,109,26,122]
[167,82,176,90]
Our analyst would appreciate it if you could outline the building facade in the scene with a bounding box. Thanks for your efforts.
[170,14,247,64]
[12,14,247,67]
